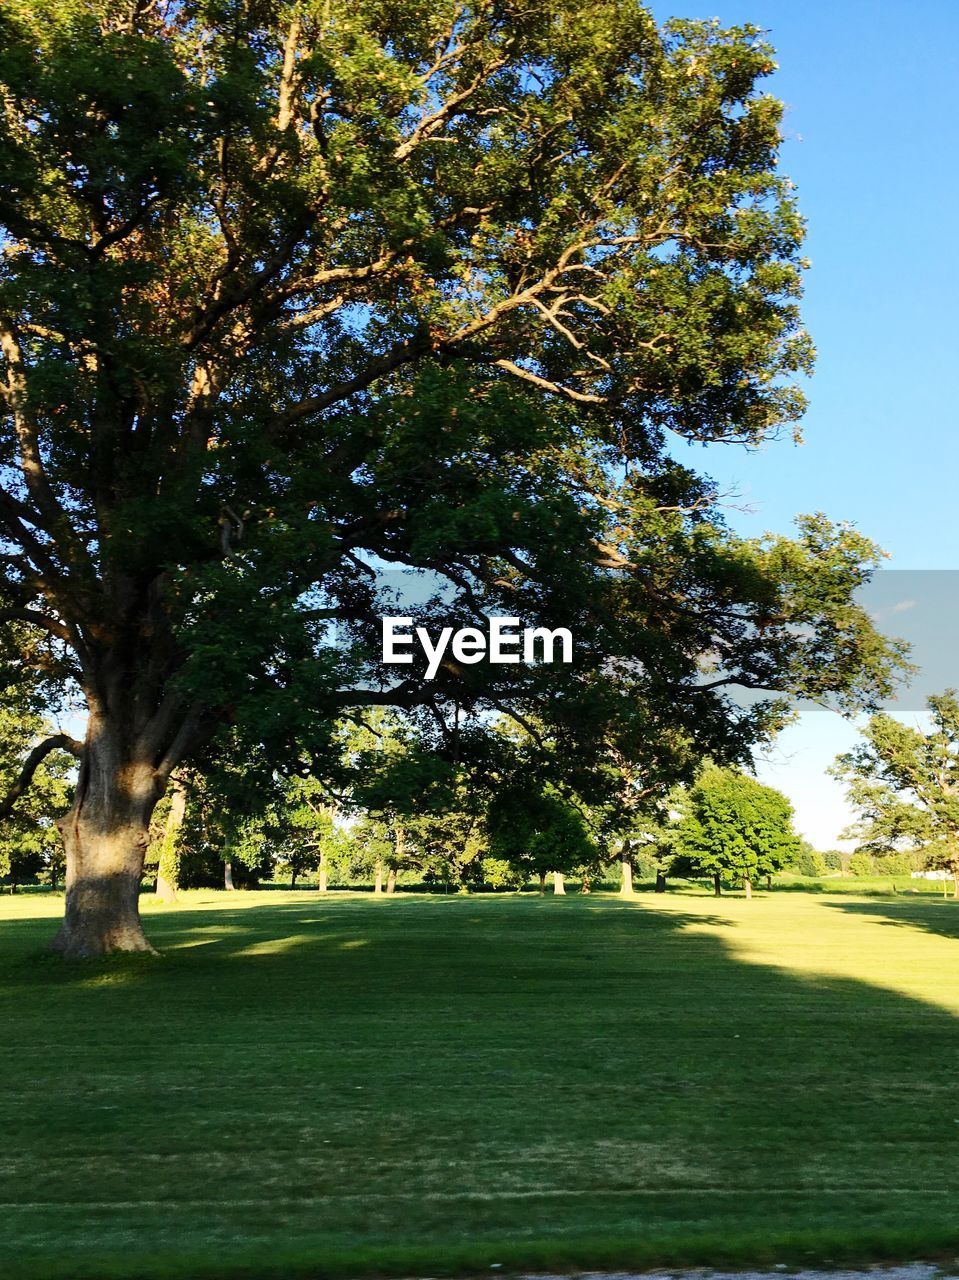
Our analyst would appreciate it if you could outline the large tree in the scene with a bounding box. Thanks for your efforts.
[0,0,903,954]
[833,692,959,894]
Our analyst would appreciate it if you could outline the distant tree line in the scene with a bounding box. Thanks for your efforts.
[4,685,954,900]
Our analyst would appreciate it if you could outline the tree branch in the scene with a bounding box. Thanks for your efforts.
[270,335,427,431]
[0,733,82,821]
[0,608,72,643]
[0,316,66,525]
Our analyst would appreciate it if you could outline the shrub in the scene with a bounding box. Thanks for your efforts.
[848,852,875,877]
[796,848,827,877]
[875,852,913,877]
[480,857,525,891]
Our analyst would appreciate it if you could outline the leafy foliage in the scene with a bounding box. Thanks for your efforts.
[795,845,827,878]
[674,763,801,887]
[847,852,874,879]
[0,0,904,795]
[875,851,914,877]
[0,685,73,888]
[834,691,959,879]
[486,781,595,879]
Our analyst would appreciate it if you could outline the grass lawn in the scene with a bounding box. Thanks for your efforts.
[4,887,959,1279]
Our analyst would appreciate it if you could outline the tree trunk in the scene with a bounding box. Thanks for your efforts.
[155,866,177,902]
[538,871,546,894]
[553,870,565,895]
[318,849,328,893]
[953,869,958,899]
[743,876,753,900]
[50,721,161,958]
[155,775,186,903]
[388,822,405,896]
[620,843,634,896]
[374,859,383,895]
[224,860,235,891]
[655,869,666,894]
[713,872,722,897]
[580,871,591,894]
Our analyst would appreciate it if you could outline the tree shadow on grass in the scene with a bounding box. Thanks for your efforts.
[4,893,959,1276]
[828,894,959,943]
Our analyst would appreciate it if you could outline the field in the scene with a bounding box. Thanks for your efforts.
[3,886,959,1279]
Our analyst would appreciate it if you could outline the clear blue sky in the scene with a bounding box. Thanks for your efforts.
[655,0,959,847]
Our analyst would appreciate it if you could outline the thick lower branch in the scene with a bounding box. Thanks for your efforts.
[0,733,82,820]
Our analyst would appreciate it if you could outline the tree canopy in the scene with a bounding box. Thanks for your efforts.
[834,691,959,888]
[674,763,801,894]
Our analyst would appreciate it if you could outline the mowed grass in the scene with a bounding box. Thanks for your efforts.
[3,888,959,1279]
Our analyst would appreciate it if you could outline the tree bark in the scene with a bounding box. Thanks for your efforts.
[538,871,546,894]
[50,719,161,958]
[743,876,752,900]
[374,859,383,894]
[318,848,328,892]
[620,842,634,896]
[713,871,722,897]
[155,775,186,903]
[224,860,235,891]
[155,867,177,901]
[553,870,565,895]
[655,869,666,894]
[387,822,404,895]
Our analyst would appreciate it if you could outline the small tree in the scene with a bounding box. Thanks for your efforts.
[172,768,275,889]
[146,774,188,902]
[281,775,334,889]
[410,807,488,892]
[675,765,801,897]
[796,846,827,878]
[486,782,595,893]
[349,816,395,894]
[848,851,874,878]
[479,856,525,892]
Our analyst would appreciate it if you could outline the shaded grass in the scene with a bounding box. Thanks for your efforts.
[3,888,959,1278]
